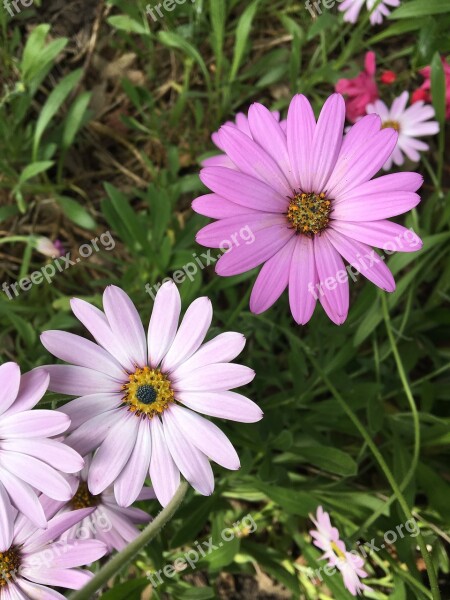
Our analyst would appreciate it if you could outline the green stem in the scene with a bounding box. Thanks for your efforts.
[295,339,441,600]
[69,481,189,600]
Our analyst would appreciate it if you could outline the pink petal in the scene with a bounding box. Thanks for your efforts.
[59,393,122,431]
[287,94,316,190]
[218,125,292,196]
[200,167,288,213]
[332,191,420,221]
[310,94,345,192]
[289,235,318,325]
[161,297,213,373]
[16,580,66,600]
[250,236,297,314]
[0,481,14,551]
[70,298,134,371]
[20,567,93,590]
[177,390,263,423]
[64,409,122,457]
[149,417,180,506]
[175,363,255,392]
[40,331,125,380]
[162,412,214,496]
[26,508,95,550]
[326,229,396,292]
[0,362,21,416]
[344,172,423,195]
[103,286,147,368]
[192,194,259,218]
[0,410,69,438]
[88,414,139,495]
[0,439,83,474]
[330,220,423,252]
[114,417,151,507]
[313,234,349,325]
[43,365,119,395]
[169,405,240,470]
[148,280,181,368]
[215,222,294,276]
[0,469,46,528]
[3,369,49,416]
[196,213,285,249]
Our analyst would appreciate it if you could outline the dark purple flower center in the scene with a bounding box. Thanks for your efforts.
[70,481,99,510]
[0,547,21,587]
[136,384,158,405]
[287,191,331,235]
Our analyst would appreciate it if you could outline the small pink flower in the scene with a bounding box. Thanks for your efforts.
[0,503,106,597]
[336,52,379,122]
[413,56,450,119]
[366,91,439,170]
[35,237,64,258]
[309,506,371,596]
[339,0,400,25]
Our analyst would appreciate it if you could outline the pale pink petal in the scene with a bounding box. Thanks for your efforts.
[161,297,212,373]
[16,580,66,600]
[3,369,49,416]
[250,236,297,314]
[289,235,318,325]
[330,220,423,252]
[149,417,180,506]
[287,94,316,190]
[0,362,21,416]
[0,481,14,551]
[332,191,420,221]
[59,393,122,431]
[177,390,263,423]
[148,280,181,368]
[192,194,259,218]
[314,234,349,325]
[20,567,93,590]
[0,469,46,528]
[196,213,285,249]
[43,364,118,395]
[174,363,255,392]
[0,410,69,438]
[64,409,122,457]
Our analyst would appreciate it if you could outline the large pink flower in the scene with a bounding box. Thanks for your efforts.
[193,94,423,326]
[0,502,106,599]
[0,363,83,532]
[40,283,262,508]
[335,52,379,123]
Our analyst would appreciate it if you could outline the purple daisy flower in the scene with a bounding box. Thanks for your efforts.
[0,504,106,599]
[0,363,84,532]
[193,93,423,325]
[40,282,261,507]
[43,454,154,553]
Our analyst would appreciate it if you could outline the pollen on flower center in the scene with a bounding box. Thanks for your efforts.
[287,191,331,235]
[331,541,346,560]
[122,366,174,419]
[382,120,400,132]
[70,481,99,510]
[0,547,21,587]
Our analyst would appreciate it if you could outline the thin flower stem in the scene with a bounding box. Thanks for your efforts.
[296,338,441,600]
[69,481,190,600]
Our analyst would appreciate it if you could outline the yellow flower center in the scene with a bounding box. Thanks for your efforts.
[122,366,174,419]
[287,192,331,235]
[70,481,99,510]
[382,120,400,132]
[331,541,346,560]
[0,548,21,587]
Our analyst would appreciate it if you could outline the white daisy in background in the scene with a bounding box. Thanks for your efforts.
[339,0,400,25]
[366,91,439,170]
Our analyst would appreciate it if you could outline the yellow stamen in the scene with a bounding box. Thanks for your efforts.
[122,366,174,419]
[287,191,331,235]
[0,548,21,587]
[382,120,400,132]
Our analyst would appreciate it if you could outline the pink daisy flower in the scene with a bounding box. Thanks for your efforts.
[203,110,286,169]
[42,454,154,553]
[339,0,400,25]
[40,282,261,508]
[309,506,371,596]
[41,454,155,552]
[193,94,423,325]
[0,504,106,599]
[335,52,379,123]
[366,91,439,170]
[412,55,450,119]
[0,362,83,531]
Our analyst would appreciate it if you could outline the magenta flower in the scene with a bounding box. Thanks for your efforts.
[43,454,154,552]
[193,94,423,325]
[366,91,439,170]
[0,362,83,531]
[309,506,371,596]
[413,55,450,120]
[335,52,379,123]
[203,110,286,169]
[0,504,106,598]
[40,283,261,507]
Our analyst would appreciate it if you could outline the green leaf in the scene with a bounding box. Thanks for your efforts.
[107,15,149,35]
[62,91,92,150]
[100,578,149,599]
[431,52,446,125]
[0,206,19,223]
[256,484,318,516]
[33,69,83,158]
[18,161,54,184]
[57,196,97,230]
[175,587,215,600]
[390,0,450,18]
[229,0,260,82]
[297,446,358,477]
[158,31,211,88]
